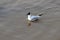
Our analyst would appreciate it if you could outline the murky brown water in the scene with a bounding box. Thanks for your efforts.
[0,0,60,40]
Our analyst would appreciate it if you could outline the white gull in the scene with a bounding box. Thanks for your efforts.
[27,12,43,22]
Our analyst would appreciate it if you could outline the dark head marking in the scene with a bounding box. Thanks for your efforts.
[27,12,30,15]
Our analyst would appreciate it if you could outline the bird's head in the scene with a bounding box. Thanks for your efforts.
[27,12,30,15]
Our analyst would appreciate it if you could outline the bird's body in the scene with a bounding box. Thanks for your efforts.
[28,15,40,22]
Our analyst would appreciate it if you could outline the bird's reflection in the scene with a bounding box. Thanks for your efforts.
[27,19,41,26]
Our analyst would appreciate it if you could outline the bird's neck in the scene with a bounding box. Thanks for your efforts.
[28,15,31,20]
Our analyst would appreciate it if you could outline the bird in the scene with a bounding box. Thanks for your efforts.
[26,12,43,26]
[26,12,43,22]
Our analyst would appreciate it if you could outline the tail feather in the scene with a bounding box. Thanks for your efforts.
[38,14,43,16]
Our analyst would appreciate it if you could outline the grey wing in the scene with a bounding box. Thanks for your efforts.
[31,16,39,21]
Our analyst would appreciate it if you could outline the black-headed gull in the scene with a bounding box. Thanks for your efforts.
[26,12,43,22]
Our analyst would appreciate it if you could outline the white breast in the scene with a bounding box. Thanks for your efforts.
[28,15,31,21]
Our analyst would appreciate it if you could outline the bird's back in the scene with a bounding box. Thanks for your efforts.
[31,16,40,19]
